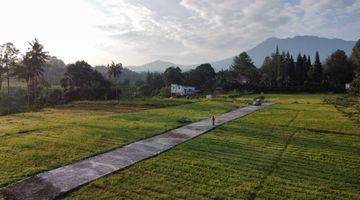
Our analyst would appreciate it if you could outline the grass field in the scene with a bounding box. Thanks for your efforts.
[0,97,243,188]
[62,94,360,200]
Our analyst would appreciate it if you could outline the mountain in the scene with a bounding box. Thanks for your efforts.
[128,36,356,72]
[211,35,356,71]
[129,60,192,72]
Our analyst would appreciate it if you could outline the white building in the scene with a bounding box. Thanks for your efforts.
[171,84,196,96]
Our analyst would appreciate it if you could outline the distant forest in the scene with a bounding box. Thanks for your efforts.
[0,38,360,115]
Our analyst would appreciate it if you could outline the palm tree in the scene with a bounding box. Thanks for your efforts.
[107,61,123,102]
[15,39,48,107]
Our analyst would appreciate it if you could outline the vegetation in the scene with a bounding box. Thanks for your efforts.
[0,42,19,94]
[107,61,123,101]
[61,61,111,101]
[323,95,360,124]
[15,39,49,106]
[350,39,360,72]
[0,97,243,188]
[1,38,359,116]
[64,94,359,199]
[350,72,360,97]
[185,63,216,92]
[324,50,353,91]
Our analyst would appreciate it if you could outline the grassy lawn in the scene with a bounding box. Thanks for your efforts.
[0,97,243,188]
[64,94,360,199]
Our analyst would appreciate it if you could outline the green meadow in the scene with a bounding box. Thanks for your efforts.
[1,94,359,200]
[0,97,243,188]
[63,94,360,199]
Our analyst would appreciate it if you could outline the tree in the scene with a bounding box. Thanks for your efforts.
[138,84,151,97]
[0,43,19,94]
[349,72,360,96]
[107,61,123,101]
[231,52,257,76]
[295,53,305,85]
[350,39,360,72]
[313,51,323,83]
[302,54,309,83]
[145,72,164,95]
[215,70,237,91]
[324,50,353,91]
[284,52,295,86]
[14,39,48,106]
[61,61,111,100]
[260,56,277,88]
[43,56,66,85]
[231,52,259,89]
[187,63,216,92]
[163,67,184,86]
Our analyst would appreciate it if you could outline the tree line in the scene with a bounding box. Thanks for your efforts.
[1,38,359,114]
[134,40,360,96]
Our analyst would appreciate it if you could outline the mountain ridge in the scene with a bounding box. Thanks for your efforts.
[128,35,356,72]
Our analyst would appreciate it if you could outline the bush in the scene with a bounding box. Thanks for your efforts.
[0,91,27,115]
[159,86,171,97]
[349,72,360,97]
[47,89,65,105]
[322,96,353,107]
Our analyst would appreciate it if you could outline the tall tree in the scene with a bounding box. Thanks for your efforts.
[324,50,353,91]
[145,72,164,95]
[302,54,309,82]
[107,61,123,101]
[295,53,304,85]
[43,56,66,85]
[15,39,48,106]
[0,43,19,94]
[285,52,295,86]
[215,70,236,91]
[313,51,323,83]
[187,63,216,92]
[350,39,360,72]
[61,61,110,100]
[231,52,259,89]
[0,48,3,90]
[163,66,184,86]
[275,51,286,87]
[260,56,277,88]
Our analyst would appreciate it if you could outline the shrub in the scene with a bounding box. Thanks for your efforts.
[0,91,27,115]
[159,86,171,97]
[47,89,65,105]
[349,72,360,97]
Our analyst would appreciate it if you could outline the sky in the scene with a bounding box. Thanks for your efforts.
[0,0,359,66]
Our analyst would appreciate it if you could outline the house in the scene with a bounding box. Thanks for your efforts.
[345,83,350,91]
[234,74,249,85]
[171,84,196,96]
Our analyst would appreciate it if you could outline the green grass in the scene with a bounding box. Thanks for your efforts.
[64,94,360,199]
[0,97,243,188]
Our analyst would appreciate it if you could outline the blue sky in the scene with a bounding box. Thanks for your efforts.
[0,0,359,66]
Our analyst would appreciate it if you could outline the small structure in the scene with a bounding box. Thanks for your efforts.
[171,84,196,96]
[345,83,350,91]
[214,87,224,94]
[234,74,249,85]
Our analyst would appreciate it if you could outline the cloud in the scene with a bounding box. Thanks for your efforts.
[2,0,358,66]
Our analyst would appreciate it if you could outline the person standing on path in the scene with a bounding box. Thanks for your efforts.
[212,116,215,126]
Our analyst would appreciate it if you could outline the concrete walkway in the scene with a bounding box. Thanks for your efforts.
[0,104,271,200]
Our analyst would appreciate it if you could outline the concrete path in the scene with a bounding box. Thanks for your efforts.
[0,104,271,200]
